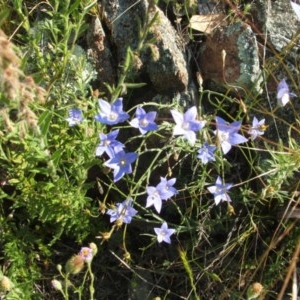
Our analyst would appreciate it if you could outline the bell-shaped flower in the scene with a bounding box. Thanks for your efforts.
[79,247,93,263]
[171,106,206,145]
[154,222,176,244]
[96,129,124,157]
[66,108,84,126]
[106,198,137,224]
[214,116,248,154]
[104,149,138,182]
[277,79,296,107]
[95,98,129,125]
[207,176,232,205]
[146,186,163,213]
[156,177,178,200]
[129,107,158,135]
[146,177,178,213]
[197,142,216,164]
[248,117,266,141]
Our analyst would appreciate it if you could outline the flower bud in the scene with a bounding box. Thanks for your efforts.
[89,242,98,256]
[115,218,124,228]
[65,255,84,274]
[123,251,131,262]
[99,201,106,214]
[0,276,14,292]
[56,264,62,272]
[51,279,62,291]
[247,282,263,300]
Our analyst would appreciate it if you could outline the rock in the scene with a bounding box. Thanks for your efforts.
[99,0,189,95]
[252,0,300,61]
[144,8,189,94]
[86,16,117,93]
[199,22,262,94]
[250,0,300,144]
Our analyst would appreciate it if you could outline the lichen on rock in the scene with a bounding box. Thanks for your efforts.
[97,0,189,96]
[199,21,262,94]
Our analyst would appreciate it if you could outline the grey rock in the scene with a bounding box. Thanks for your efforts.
[250,0,300,145]
[145,8,189,94]
[253,0,300,61]
[100,0,189,95]
[199,22,262,94]
[86,16,117,93]
[198,0,224,15]
[101,0,148,61]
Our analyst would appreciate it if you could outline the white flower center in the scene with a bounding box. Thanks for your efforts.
[139,118,149,127]
[150,191,159,200]
[108,112,118,121]
[218,131,229,142]
[104,140,110,146]
[120,158,127,166]
[215,186,226,194]
[182,122,190,130]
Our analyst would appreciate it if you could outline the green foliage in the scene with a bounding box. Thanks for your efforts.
[0,0,101,298]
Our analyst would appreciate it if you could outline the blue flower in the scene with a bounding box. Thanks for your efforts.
[156,177,178,200]
[146,186,163,213]
[106,198,137,224]
[214,116,248,154]
[104,149,138,182]
[146,177,178,213]
[248,117,266,141]
[207,176,232,205]
[171,106,206,145]
[95,98,129,125]
[277,79,296,107]
[66,108,84,126]
[154,222,175,244]
[129,107,158,135]
[96,129,124,157]
[197,142,216,164]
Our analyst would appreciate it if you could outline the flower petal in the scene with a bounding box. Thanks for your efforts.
[173,124,186,136]
[184,106,197,122]
[136,106,146,117]
[229,133,248,146]
[98,99,111,114]
[111,98,124,113]
[221,140,232,154]
[129,118,140,128]
[171,109,183,125]
[184,130,196,145]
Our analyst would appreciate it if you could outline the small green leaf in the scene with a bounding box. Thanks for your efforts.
[210,273,222,282]
[8,178,20,184]
[38,111,53,137]
[124,82,147,88]
[52,149,64,167]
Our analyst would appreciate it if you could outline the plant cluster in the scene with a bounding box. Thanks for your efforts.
[0,0,300,299]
